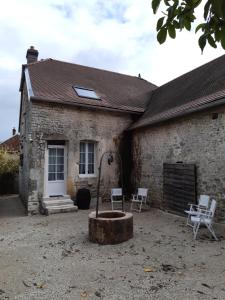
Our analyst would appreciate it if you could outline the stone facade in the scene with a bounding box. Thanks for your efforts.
[20,98,133,214]
[132,106,225,221]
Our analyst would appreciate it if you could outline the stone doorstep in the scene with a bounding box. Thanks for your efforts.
[41,195,78,215]
[47,204,78,215]
[43,195,71,201]
[42,198,74,208]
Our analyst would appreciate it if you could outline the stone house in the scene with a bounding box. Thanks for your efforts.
[0,128,20,154]
[19,47,225,219]
[19,47,156,214]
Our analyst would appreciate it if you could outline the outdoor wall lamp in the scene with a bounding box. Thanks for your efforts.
[107,152,114,165]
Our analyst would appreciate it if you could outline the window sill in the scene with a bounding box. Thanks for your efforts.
[79,174,97,179]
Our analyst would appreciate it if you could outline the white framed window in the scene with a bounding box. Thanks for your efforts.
[79,141,96,177]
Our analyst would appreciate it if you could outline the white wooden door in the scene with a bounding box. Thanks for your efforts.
[46,145,66,196]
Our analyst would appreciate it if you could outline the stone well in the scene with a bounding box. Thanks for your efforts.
[89,210,133,245]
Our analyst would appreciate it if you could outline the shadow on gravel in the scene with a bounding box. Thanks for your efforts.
[0,195,26,218]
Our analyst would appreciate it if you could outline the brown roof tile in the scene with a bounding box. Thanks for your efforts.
[0,134,20,153]
[27,59,157,113]
[132,54,225,129]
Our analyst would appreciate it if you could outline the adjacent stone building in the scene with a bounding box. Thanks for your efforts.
[131,55,225,220]
[19,47,225,219]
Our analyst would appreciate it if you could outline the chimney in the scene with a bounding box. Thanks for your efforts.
[26,46,39,64]
[12,127,16,136]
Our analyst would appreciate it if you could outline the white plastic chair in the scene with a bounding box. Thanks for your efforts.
[111,188,124,210]
[185,195,210,227]
[130,188,148,213]
[191,199,218,240]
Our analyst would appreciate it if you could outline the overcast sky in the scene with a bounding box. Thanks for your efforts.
[0,0,224,141]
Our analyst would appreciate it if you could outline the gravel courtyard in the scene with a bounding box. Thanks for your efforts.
[0,195,225,300]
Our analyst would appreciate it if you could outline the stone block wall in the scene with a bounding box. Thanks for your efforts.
[26,100,133,213]
[132,106,225,221]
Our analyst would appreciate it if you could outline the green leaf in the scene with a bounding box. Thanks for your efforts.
[157,17,165,31]
[195,23,205,33]
[198,35,207,52]
[183,19,192,31]
[192,0,203,9]
[173,20,180,29]
[204,0,211,20]
[207,35,217,48]
[214,29,221,42]
[211,0,223,18]
[152,0,161,14]
[222,1,225,19]
[164,0,170,6]
[221,27,225,49]
[168,25,176,38]
[157,28,167,44]
[179,16,184,29]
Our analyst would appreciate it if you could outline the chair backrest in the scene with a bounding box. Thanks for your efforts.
[137,188,148,197]
[209,199,217,217]
[111,188,122,197]
[198,195,210,208]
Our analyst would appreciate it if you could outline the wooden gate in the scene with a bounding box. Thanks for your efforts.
[163,163,196,215]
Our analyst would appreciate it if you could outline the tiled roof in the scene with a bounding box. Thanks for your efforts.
[26,59,157,113]
[131,54,225,129]
[0,134,20,153]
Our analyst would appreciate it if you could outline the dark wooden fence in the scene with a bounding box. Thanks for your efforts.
[0,173,19,195]
[163,163,196,215]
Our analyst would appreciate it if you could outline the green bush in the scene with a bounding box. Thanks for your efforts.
[0,149,19,175]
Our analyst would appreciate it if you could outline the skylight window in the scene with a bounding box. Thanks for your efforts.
[73,86,100,100]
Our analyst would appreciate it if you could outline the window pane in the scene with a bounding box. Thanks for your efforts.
[88,152,94,164]
[57,164,64,172]
[49,165,56,173]
[57,173,64,180]
[57,156,64,164]
[88,164,94,174]
[80,152,85,164]
[48,173,56,181]
[88,143,94,153]
[57,148,64,157]
[79,141,95,175]
[49,156,56,164]
[80,142,85,153]
[79,164,85,174]
[49,148,56,156]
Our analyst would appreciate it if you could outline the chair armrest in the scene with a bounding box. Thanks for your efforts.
[187,203,197,211]
[197,209,212,218]
[189,204,207,211]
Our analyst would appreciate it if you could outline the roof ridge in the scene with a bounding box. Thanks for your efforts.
[0,134,19,145]
[24,58,52,67]
[44,58,156,85]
